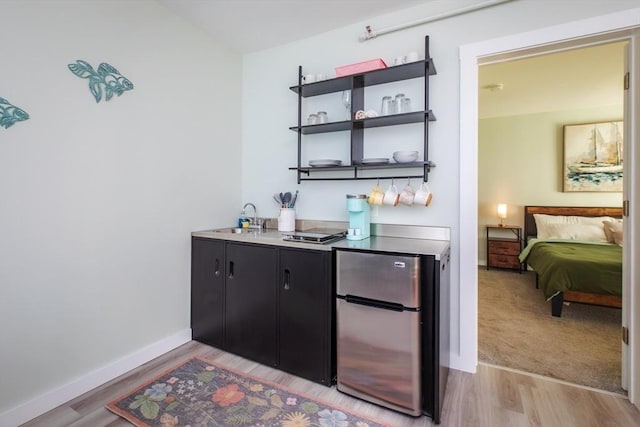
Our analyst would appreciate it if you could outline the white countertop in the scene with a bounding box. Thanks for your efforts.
[191,229,334,251]
[191,227,450,259]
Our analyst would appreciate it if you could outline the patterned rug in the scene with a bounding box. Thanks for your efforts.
[107,356,390,427]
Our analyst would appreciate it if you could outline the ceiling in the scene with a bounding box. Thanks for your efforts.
[155,0,429,53]
[479,41,626,118]
[154,1,624,118]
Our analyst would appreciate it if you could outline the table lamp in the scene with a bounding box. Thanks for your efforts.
[497,203,507,226]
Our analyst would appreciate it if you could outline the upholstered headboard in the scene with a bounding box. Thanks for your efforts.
[523,206,623,241]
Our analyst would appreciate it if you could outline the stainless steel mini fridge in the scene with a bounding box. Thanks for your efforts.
[336,250,422,416]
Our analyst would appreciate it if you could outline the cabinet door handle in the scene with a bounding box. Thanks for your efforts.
[214,258,220,277]
[228,261,234,279]
[283,269,290,290]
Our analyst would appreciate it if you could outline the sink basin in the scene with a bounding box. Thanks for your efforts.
[212,227,265,234]
[213,227,246,234]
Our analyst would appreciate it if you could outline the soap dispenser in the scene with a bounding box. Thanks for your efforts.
[237,212,249,228]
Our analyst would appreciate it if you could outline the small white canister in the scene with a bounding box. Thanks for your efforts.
[278,208,296,232]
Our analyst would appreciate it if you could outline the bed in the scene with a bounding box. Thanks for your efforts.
[519,206,623,317]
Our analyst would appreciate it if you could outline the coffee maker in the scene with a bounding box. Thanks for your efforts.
[346,194,370,240]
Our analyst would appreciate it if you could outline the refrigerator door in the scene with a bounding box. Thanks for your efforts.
[337,298,422,416]
[336,250,420,307]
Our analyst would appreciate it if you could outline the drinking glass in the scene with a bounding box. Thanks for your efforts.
[394,93,405,114]
[381,96,392,115]
[401,98,412,113]
[341,90,351,120]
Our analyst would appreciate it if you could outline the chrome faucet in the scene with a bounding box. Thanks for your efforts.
[241,203,260,228]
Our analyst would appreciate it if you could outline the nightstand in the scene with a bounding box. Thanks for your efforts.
[486,225,523,272]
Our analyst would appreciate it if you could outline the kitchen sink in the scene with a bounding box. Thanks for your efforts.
[212,227,264,234]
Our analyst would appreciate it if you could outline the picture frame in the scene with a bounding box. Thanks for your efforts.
[563,120,623,192]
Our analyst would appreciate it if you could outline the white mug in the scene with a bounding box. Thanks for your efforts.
[392,56,404,66]
[399,183,415,206]
[383,183,400,206]
[405,51,419,62]
[302,74,316,84]
[414,183,433,206]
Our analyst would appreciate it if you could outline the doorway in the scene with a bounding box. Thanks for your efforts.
[458,10,640,406]
[476,42,626,393]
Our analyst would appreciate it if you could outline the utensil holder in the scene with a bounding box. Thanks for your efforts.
[278,208,296,232]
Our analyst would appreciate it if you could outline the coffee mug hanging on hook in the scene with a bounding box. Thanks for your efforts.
[399,178,415,206]
[368,179,384,206]
[383,178,399,207]
[414,182,433,206]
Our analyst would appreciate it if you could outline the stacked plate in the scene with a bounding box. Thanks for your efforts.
[309,159,342,167]
[359,158,389,165]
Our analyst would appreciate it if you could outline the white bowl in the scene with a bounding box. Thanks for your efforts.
[393,151,419,163]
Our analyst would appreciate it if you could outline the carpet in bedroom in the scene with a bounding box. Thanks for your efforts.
[478,267,623,394]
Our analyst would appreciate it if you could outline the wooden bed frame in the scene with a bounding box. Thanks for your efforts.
[524,206,623,317]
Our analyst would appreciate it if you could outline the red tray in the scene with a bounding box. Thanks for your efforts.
[335,58,387,77]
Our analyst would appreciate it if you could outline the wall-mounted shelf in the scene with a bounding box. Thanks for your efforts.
[289,111,436,135]
[288,161,437,182]
[289,58,437,97]
[289,35,436,184]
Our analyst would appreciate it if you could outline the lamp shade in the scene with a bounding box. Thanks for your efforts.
[497,203,508,219]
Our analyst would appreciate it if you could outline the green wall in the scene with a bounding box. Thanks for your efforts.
[478,107,623,264]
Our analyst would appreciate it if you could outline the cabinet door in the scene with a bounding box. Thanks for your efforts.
[191,238,225,348]
[225,243,277,366]
[279,248,332,385]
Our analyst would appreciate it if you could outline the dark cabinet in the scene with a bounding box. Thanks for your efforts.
[278,248,333,385]
[225,242,278,367]
[191,238,334,385]
[191,238,225,348]
[486,226,523,272]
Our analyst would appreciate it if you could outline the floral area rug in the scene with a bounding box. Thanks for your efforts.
[107,356,390,427]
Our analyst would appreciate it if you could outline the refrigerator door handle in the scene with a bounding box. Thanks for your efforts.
[343,295,405,312]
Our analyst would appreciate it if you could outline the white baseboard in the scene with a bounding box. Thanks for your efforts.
[1,329,192,427]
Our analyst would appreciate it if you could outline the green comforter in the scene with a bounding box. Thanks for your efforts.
[519,239,622,300]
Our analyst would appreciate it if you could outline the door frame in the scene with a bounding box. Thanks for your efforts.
[459,8,640,406]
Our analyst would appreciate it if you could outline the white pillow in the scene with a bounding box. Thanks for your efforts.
[603,220,623,246]
[533,213,615,228]
[536,222,608,242]
[602,219,622,243]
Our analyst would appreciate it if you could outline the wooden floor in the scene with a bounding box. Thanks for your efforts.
[22,340,639,427]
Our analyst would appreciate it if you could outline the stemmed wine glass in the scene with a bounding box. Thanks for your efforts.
[341,90,351,121]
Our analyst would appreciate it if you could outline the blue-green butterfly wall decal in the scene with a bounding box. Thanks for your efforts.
[0,97,30,129]
[68,60,134,103]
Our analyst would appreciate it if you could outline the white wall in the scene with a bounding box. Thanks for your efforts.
[478,107,624,264]
[241,0,640,371]
[3,0,640,422]
[0,0,241,416]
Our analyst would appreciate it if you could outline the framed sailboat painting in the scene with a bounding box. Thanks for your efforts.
[563,120,623,192]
